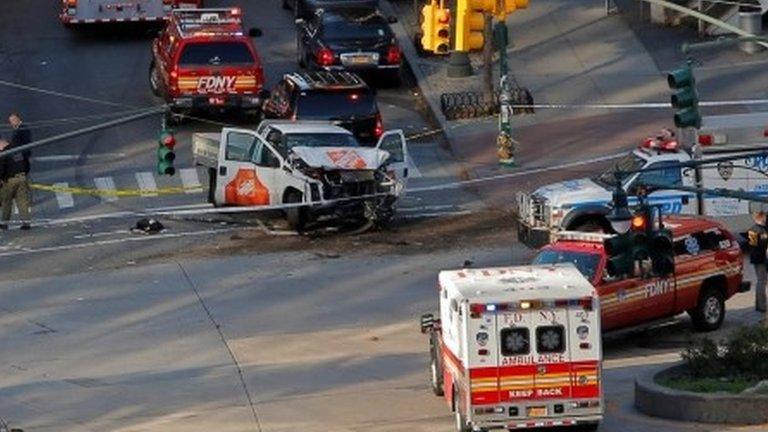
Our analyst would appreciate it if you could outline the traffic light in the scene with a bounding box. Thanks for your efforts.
[420,0,451,54]
[668,63,701,129]
[604,231,635,278]
[630,209,651,263]
[650,228,675,276]
[499,0,529,17]
[455,0,489,52]
[157,129,176,176]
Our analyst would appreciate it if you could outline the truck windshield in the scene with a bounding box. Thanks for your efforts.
[285,133,359,150]
[533,249,601,282]
[592,153,646,187]
[179,42,255,66]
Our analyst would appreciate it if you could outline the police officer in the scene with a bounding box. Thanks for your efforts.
[747,211,768,313]
[0,112,32,230]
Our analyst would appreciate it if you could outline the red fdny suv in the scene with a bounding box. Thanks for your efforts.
[533,216,748,332]
[149,8,265,119]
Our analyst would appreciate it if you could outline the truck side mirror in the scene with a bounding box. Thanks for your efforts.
[249,28,263,38]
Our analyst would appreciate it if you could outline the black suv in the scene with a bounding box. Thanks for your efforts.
[262,72,383,145]
[283,0,378,19]
[296,8,401,84]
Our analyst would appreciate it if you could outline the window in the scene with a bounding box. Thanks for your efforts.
[284,133,358,150]
[226,132,257,161]
[178,42,254,66]
[633,161,682,189]
[378,133,404,163]
[533,249,601,282]
[536,325,565,354]
[296,90,377,119]
[674,230,728,256]
[501,328,530,356]
[593,153,645,187]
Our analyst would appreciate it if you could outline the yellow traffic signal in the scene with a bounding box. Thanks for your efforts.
[501,0,528,17]
[456,0,492,52]
[420,1,451,54]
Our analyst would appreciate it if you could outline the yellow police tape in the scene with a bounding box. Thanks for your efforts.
[31,183,202,197]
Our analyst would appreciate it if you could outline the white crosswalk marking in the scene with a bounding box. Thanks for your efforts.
[135,172,158,197]
[179,168,203,194]
[94,177,118,202]
[407,155,422,178]
[54,182,74,209]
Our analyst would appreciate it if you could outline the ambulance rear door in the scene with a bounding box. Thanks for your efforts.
[495,305,536,406]
[566,298,602,402]
[530,301,572,408]
[467,303,501,406]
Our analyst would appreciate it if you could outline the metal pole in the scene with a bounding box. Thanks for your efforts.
[0,106,164,159]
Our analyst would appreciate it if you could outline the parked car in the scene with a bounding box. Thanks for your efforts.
[283,0,378,19]
[262,72,384,145]
[296,8,401,84]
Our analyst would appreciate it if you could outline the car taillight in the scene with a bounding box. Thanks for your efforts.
[317,48,335,66]
[169,66,179,91]
[374,113,384,139]
[386,45,402,64]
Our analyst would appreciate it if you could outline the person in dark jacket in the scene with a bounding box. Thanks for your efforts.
[747,211,768,313]
[0,113,32,230]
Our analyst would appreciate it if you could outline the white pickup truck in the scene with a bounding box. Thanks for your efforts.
[517,112,768,247]
[192,120,408,230]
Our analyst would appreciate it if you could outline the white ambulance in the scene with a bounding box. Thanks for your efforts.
[421,264,602,431]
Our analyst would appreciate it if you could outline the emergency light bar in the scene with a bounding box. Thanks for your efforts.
[469,297,594,317]
[173,8,242,28]
[553,231,613,243]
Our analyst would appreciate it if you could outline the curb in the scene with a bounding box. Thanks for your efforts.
[379,0,455,142]
[635,363,768,425]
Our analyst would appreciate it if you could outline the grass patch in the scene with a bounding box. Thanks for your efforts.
[657,376,757,394]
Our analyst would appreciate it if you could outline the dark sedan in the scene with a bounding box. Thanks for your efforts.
[296,8,401,85]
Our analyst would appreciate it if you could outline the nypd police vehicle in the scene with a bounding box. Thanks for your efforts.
[517,112,768,247]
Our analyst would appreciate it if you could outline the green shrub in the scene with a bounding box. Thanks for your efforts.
[681,336,724,378]
[723,325,768,379]
[681,325,768,380]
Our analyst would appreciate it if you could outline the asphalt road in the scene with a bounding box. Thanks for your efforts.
[0,245,766,432]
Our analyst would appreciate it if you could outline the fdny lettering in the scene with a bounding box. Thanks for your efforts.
[197,76,237,94]
[501,355,534,366]
[537,353,565,363]
[536,388,563,397]
[644,279,673,298]
[509,389,534,398]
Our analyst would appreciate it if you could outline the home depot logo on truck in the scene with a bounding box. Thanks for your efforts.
[421,264,602,431]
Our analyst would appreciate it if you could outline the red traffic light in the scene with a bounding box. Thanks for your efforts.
[160,131,176,149]
[437,9,450,24]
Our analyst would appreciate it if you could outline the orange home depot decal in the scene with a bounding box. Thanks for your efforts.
[225,168,270,205]
[326,149,367,169]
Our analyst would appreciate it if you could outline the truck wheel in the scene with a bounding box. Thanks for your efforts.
[691,287,725,332]
[149,61,161,97]
[429,331,444,396]
[284,191,306,232]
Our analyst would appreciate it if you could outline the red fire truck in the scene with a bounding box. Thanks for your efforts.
[421,264,603,431]
[533,215,748,332]
[149,8,265,120]
[60,0,202,26]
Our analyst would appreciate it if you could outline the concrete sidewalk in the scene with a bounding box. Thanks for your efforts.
[384,0,672,208]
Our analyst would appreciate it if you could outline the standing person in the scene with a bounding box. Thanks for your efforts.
[0,113,32,230]
[747,211,768,313]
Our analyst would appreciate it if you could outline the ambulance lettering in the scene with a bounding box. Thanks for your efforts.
[501,355,534,366]
[537,354,565,363]
[509,389,534,399]
[536,388,563,397]
[198,76,237,94]
[643,279,673,298]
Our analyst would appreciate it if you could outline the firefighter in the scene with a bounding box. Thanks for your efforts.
[747,211,768,315]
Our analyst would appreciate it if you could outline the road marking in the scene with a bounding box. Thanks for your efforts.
[94,177,118,202]
[32,153,126,162]
[398,204,458,212]
[135,172,158,197]
[407,155,422,178]
[0,227,256,258]
[399,210,474,219]
[53,182,74,209]
[179,168,203,194]
[73,229,128,239]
